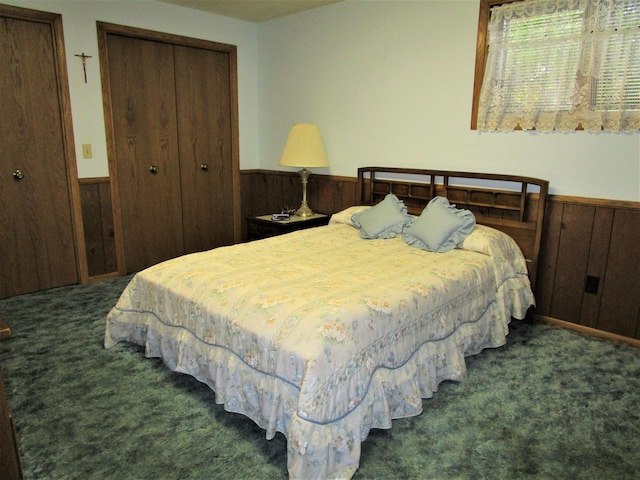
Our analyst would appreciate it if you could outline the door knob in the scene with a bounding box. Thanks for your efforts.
[13,169,24,180]
[200,164,209,171]
[149,165,159,174]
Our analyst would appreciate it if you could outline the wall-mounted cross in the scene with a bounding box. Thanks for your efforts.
[74,52,92,83]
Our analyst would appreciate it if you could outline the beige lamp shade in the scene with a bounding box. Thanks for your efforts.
[278,124,329,218]
[279,124,329,168]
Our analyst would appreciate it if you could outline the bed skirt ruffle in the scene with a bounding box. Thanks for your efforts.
[105,275,532,479]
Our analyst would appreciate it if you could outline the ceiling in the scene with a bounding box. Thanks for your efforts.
[158,0,342,23]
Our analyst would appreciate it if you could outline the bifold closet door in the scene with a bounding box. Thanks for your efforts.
[0,11,79,298]
[174,45,236,253]
[106,34,184,273]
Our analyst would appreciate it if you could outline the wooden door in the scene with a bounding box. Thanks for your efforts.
[106,34,184,273]
[0,7,83,298]
[175,45,236,253]
[99,23,241,275]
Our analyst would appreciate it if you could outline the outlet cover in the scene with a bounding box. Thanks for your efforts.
[585,275,600,294]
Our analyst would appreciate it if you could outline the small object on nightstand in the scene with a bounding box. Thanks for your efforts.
[272,213,290,221]
[247,213,329,241]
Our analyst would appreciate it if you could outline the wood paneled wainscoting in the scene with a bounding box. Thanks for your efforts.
[82,171,639,344]
[79,170,351,278]
[536,196,640,345]
[240,169,358,240]
[79,178,117,280]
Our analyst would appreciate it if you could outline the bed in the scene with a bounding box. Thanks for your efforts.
[105,167,548,479]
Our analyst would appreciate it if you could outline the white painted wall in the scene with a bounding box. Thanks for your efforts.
[4,0,639,200]
[258,0,640,201]
[3,0,260,177]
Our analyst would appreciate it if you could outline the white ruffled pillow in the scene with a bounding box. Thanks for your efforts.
[329,205,371,226]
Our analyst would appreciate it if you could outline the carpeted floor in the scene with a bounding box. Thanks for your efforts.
[0,275,639,480]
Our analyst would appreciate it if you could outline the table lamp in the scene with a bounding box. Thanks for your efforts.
[278,123,329,217]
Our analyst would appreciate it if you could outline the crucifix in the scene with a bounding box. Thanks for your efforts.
[75,52,92,83]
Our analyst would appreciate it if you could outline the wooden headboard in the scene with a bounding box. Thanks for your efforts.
[357,167,549,290]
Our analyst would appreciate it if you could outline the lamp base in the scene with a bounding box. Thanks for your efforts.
[294,168,315,217]
[294,203,314,218]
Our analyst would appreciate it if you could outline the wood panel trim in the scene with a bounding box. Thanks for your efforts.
[0,3,55,21]
[79,177,110,184]
[242,169,358,184]
[96,21,237,53]
[228,40,241,243]
[548,194,640,210]
[97,24,126,276]
[535,314,640,349]
[471,0,508,129]
[243,173,637,209]
[87,272,120,284]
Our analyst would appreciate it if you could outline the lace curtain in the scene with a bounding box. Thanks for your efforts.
[477,0,640,131]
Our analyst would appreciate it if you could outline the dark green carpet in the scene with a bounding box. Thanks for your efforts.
[1,276,639,479]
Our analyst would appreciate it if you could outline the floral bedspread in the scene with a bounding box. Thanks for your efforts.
[105,223,534,479]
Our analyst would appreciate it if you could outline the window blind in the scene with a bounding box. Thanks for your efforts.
[478,0,640,131]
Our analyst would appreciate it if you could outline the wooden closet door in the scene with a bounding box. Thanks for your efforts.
[0,11,79,298]
[175,45,236,253]
[106,34,184,273]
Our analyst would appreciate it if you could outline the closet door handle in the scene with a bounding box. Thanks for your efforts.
[200,164,208,171]
[149,165,159,174]
[12,169,24,180]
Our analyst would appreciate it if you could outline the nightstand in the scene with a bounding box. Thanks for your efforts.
[246,213,329,241]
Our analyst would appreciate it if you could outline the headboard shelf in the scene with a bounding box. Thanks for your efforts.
[358,167,549,291]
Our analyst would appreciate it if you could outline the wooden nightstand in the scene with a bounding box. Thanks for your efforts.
[246,213,329,241]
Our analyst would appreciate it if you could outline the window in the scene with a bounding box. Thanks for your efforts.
[471,0,640,131]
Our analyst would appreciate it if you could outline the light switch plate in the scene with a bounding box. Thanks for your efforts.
[82,144,92,159]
